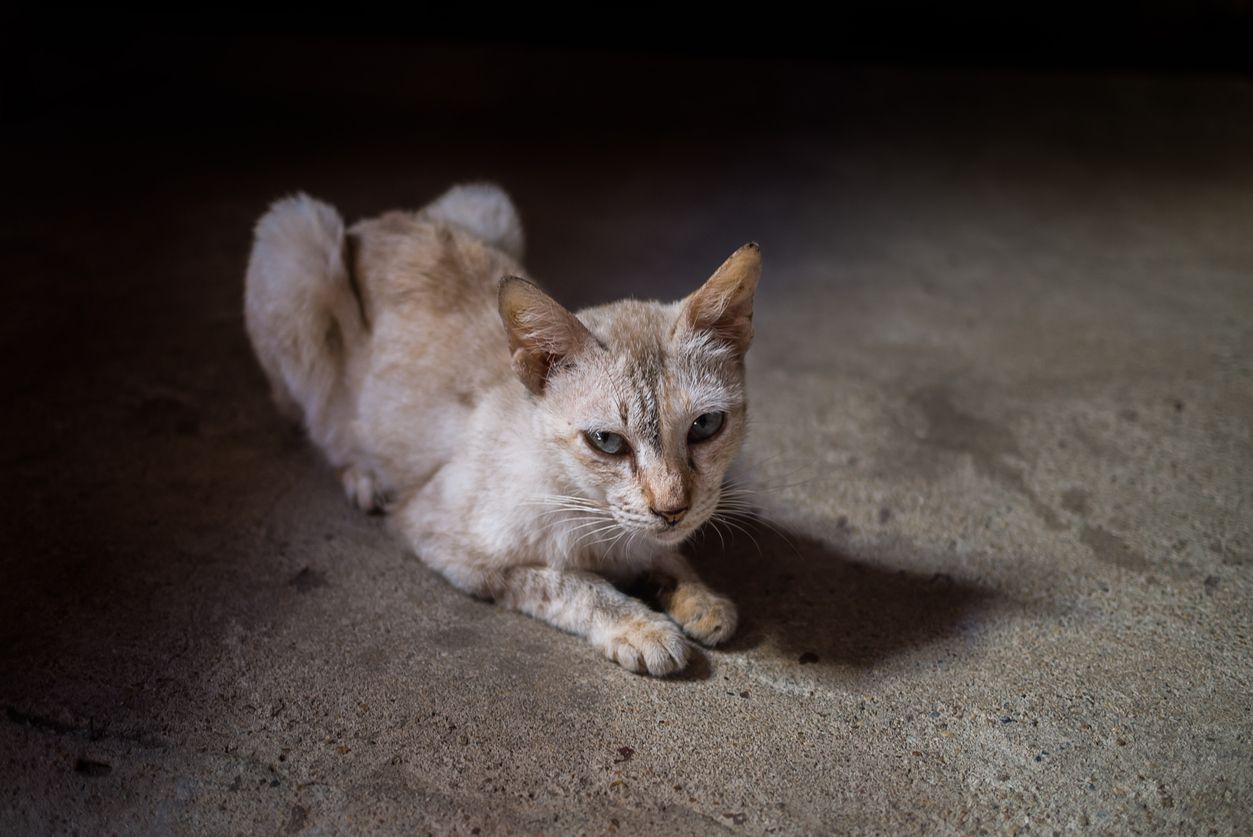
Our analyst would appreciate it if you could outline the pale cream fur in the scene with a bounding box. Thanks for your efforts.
[244,182,761,675]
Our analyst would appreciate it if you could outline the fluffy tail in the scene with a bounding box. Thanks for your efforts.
[419,180,525,261]
[244,193,364,459]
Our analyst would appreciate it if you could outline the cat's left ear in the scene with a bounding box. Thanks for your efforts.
[498,276,597,394]
[676,242,761,356]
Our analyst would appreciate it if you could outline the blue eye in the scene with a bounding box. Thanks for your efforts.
[585,430,628,456]
[688,411,725,443]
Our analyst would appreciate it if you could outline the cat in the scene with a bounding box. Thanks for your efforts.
[244,181,761,676]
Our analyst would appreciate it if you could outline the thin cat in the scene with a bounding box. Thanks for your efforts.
[244,182,761,676]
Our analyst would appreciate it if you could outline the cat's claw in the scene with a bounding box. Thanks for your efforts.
[603,616,690,676]
[339,465,390,514]
[670,588,738,647]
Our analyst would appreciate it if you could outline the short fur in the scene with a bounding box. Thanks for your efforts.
[244,182,761,675]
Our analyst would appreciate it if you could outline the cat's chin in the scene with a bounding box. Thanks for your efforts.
[646,526,697,547]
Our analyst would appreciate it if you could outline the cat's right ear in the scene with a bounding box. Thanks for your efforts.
[676,241,762,356]
[498,276,596,394]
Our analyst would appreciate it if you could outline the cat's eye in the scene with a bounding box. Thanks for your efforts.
[585,429,629,456]
[688,411,725,443]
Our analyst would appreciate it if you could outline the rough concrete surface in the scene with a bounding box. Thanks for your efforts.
[2,43,1251,834]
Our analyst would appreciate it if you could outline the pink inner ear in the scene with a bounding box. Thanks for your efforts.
[685,281,757,354]
[681,243,761,354]
[702,304,753,352]
[499,277,593,393]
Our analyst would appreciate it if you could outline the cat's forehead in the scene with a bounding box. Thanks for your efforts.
[568,300,742,435]
[578,299,674,352]
[579,300,708,383]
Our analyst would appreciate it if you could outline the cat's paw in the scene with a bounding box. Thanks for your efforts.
[339,465,390,514]
[668,586,738,647]
[602,615,690,676]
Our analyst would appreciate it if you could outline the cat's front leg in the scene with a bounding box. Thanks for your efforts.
[486,566,691,676]
[646,551,739,647]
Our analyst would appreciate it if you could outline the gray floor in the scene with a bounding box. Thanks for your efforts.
[2,48,1251,833]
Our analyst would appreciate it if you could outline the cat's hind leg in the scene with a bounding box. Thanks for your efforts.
[418,181,525,262]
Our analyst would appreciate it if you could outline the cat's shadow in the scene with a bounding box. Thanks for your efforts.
[625,517,995,681]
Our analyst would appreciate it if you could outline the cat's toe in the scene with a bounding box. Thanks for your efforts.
[604,616,690,676]
[339,465,389,513]
[673,590,738,647]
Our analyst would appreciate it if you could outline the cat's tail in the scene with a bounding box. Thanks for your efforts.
[418,180,525,262]
[244,193,364,460]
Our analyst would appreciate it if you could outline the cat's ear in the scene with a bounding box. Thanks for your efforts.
[677,242,761,356]
[498,276,596,394]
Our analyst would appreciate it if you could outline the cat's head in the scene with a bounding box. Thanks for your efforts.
[499,243,760,546]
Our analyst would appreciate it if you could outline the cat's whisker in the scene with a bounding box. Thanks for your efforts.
[573,521,622,542]
[604,529,630,560]
[586,528,628,551]
[721,506,786,546]
[711,517,735,553]
[720,471,831,497]
[712,512,764,557]
[714,505,801,557]
[702,516,727,552]
[547,500,604,510]
[623,529,643,561]
[531,503,602,514]
[715,492,758,503]
[713,496,761,511]
[531,507,613,523]
[530,503,611,519]
[525,500,606,513]
[724,460,823,488]
[714,503,765,516]
[532,508,611,522]
[536,514,614,535]
[727,450,793,476]
[571,522,624,552]
[522,494,606,509]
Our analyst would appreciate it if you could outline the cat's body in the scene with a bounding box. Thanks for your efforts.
[244,182,760,675]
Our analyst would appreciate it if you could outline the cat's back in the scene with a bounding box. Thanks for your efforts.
[351,209,522,377]
[348,209,525,490]
[350,210,518,321]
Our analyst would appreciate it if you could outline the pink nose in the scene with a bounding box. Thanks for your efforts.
[650,505,689,526]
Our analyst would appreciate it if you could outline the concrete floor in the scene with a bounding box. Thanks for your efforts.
[2,44,1251,833]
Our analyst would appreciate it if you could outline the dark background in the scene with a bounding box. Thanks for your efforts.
[3,12,1252,836]
[6,5,1253,134]
[5,9,1252,309]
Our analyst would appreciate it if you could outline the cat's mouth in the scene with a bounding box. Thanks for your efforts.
[643,508,714,545]
[605,498,715,546]
[606,516,700,547]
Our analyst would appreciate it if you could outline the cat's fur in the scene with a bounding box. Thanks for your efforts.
[244,181,760,675]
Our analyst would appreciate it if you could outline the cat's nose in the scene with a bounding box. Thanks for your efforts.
[650,505,689,526]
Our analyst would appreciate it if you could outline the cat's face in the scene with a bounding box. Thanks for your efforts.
[500,243,760,546]
[540,302,748,544]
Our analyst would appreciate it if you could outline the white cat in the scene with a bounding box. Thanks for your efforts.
[244,182,760,675]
